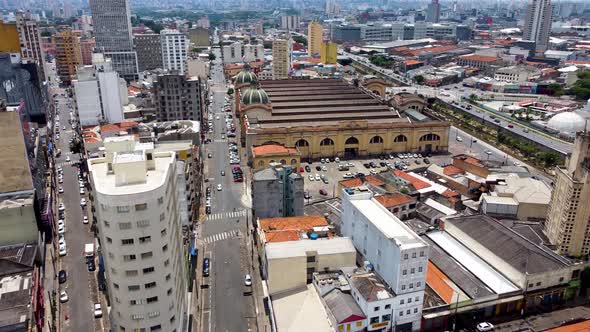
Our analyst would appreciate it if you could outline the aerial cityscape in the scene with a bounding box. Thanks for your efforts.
[1,0,590,332]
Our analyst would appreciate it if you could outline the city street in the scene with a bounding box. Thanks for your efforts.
[199,41,258,332]
[45,60,101,332]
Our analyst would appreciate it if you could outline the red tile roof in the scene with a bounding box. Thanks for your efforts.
[252,144,299,157]
[366,175,385,186]
[259,216,329,243]
[426,261,454,304]
[443,165,463,176]
[459,54,500,63]
[393,170,431,190]
[375,193,414,208]
[404,60,423,66]
[545,320,590,332]
[441,189,460,198]
[339,175,384,188]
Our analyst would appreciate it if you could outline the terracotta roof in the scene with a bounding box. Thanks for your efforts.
[545,320,590,332]
[340,178,363,188]
[426,261,454,304]
[100,124,120,133]
[441,189,460,198]
[459,54,500,63]
[463,156,483,167]
[119,121,138,128]
[259,215,328,232]
[565,60,590,65]
[393,170,431,190]
[84,137,100,144]
[365,175,385,186]
[404,60,423,66]
[375,193,414,208]
[252,144,299,157]
[516,100,534,106]
[406,45,458,57]
[443,165,463,176]
[265,230,301,243]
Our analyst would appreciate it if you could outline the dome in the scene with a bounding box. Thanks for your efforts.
[547,112,587,133]
[241,86,269,105]
[234,70,257,85]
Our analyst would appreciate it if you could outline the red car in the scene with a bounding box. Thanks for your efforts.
[319,189,328,196]
[507,124,514,128]
[300,167,305,172]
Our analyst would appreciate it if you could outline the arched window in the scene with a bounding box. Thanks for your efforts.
[295,139,309,147]
[370,136,384,144]
[345,137,359,145]
[269,159,276,164]
[320,138,335,146]
[290,159,297,165]
[258,160,264,167]
[419,133,441,142]
[280,159,287,165]
[394,135,408,143]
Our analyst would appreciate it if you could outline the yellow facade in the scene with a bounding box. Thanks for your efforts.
[252,153,301,173]
[321,42,337,64]
[53,29,82,85]
[247,119,449,160]
[307,21,323,57]
[0,21,21,53]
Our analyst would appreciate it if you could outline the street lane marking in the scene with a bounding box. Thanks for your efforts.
[204,230,242,243]
[205,210,247,221]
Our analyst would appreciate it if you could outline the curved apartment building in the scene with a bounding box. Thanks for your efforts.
[88,136,187,332]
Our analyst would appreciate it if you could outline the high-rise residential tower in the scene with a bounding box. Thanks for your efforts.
[272,37,292,79]
[89,0,138,80]
[15,11,46,80]
[545,132,590,256]
[426,0,441,23]
[523,0,553,52]
[88,136,188,332]
[307,21,322,57]
[53,29,82,85]
[160,29,188,75]
[134,34,163,72]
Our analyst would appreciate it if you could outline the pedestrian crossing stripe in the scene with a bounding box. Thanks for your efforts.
[205,209,247,221]
[214,139,228,143]
[57,161,76,167]
[204,230,242,243]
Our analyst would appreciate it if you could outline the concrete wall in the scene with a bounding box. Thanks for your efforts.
[99,70,124,124]
[267,255,307,296]
[252,178,282,219]
[517,202,548,221]
[0,203,38,245]
[74,79,102,126]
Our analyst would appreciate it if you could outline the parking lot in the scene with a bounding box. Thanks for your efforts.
[302,152,452,203]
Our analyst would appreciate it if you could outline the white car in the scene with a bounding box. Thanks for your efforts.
[217,184,222,191]
[370,169,377,175]
[58,203,65,211]
[308,174,314,181]
[93,303,103,318]
[58,186,64,194]
[244,274,252,286]
[58,224,65,234]
[62,126,66,130]
[321,166,327,171]
[58,236,65,246]
[216,116,220,120]
[59,291,69,303]
[80,198,86,206]
[65,156,70,162]
[343,172,354,179]
[57,166,63,172]
[315,174,321,181]
[80,188,85,195]
[59,243,67,256]
[334,157,340,162]
[83,216,89,224]
[476,322,494,332]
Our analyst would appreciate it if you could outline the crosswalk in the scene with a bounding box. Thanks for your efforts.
[214,139,228,143]
[204,230,242,243]
[205,209,247,221]
[57,160,77,167]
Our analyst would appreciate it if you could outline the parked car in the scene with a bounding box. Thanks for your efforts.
[93,303,103,318]
[59,291,69,303]
[58,270,67,284]
[303,192,311,199]
[476,322,494,332]
[319,189,328,196]
[203,258,210,277]
[244,274,252,286]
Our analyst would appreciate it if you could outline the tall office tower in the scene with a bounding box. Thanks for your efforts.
[15,12,46,80]
[152,74,203,122]
[280,15,300,31]
[426,0,441,23]
[307,21,323,57]
[523,0,553,52]
[134,34,163,72]
[89,0,138,80]
[160,29,188,75]
[320,42,337,64]
[53,29,81,85]
[272,37,292,79]
[73,54,126,126]
[545,132,590,256]
[88,136,188,332]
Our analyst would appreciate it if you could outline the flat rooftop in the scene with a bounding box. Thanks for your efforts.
[265,237,355,260]
[272,284,332,332]
[349,197,426,249]
[0,112,33,194]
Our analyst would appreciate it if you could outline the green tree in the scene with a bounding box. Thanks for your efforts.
[227,88,234,95]
[469,93,478,101]
[292,36,307,46]
[208,53,216,61]
[415,75,424,84]
[568,71,590,100]
[547,83,564,96]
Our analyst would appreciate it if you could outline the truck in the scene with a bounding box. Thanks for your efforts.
[84,243,94,258]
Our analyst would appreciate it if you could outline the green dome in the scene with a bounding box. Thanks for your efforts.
[241,86,269,105]
[234,70,258,85]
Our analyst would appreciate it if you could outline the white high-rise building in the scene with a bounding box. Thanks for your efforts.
[73,54,126,126]
[523,0,553,52]
[88,136,188,332]
[160,29,188,74]
[341,190,429,331]
[89,0,138,80]
[272,37,293,79]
